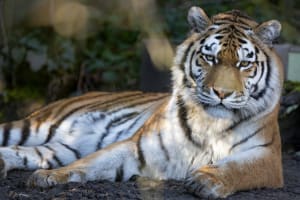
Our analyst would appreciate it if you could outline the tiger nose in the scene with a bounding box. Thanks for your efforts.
[212,87,233,99]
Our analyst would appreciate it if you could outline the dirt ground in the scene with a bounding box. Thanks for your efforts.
[0,154,298,200]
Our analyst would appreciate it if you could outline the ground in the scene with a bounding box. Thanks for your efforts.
[0,154,299,200]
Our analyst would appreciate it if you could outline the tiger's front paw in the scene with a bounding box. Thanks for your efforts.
[27,168,86,188]
[185,165,233,199]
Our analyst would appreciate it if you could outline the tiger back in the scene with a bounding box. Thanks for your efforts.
[0,7,283,199]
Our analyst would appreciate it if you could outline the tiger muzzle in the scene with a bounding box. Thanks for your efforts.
[204,65,244,99]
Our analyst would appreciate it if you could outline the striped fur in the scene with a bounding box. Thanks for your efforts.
[0,7,283,198]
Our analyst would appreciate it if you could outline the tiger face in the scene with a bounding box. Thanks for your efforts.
[174,7,283,119]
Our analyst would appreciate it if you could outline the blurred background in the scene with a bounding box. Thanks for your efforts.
[0,0,299,152]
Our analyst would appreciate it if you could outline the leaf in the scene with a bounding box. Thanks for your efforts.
[87,59,106,71]
[26,50,47,71]
[11,47,26,64]
[102,71,118,83]
[46,58,57,71]
[20,37,45,52]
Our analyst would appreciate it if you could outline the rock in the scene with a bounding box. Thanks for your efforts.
[294,151,300,161]
[281,91,300,107]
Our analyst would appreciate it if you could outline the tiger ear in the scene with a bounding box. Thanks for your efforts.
[255,20,281,45]
[187,7,211,33]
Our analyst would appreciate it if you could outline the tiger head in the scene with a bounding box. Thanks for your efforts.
[173,7,284,119]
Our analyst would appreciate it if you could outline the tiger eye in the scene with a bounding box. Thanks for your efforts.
[239,61,250,67]
[205,55,214,62]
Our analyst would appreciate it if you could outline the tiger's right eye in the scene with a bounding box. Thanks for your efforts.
[205,55,214,61]
[239,61,250,67]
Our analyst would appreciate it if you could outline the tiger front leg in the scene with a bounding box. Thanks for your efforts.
[27,140,140,187]
[185,148,283,199]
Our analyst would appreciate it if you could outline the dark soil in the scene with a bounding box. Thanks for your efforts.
[0,154,299,200]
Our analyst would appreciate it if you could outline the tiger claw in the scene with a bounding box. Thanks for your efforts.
[27,168,86,188]
[27,169,67,188]
[184,170,232,199]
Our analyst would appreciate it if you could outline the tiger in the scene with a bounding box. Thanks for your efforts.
[0,6,283,198]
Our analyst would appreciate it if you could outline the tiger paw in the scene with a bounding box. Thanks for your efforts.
[185,165,233,199]
[27,168,86,188]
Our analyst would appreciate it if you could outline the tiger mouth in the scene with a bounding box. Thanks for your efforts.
[197,95,248,110]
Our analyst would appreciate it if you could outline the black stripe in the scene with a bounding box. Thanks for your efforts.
[34,110,53,133]
[46,160,53,169]
[238,38,247,44]
[44,93,141,143]
[113,113,145,143]
[222,113,252,133]
[213,23,248,37]
[214,17,250,26]
[246,133,275,151]
[250,62,265,98]
[189,50,196,81]
[115,165,124,182]
[265,55,272,87]
[52,155,63,167]
[14,146,20,157]
[158,132,170,161]
[181,42,194,70]
[44,145,64,167]
[229,126,264,152]
[199,38,206,44]
[52,93,111,119]
[87,92,144,111]
[232,27,247,38]
[2,122,12,146]
[234,23,252,32]
[255,46,260,54]
[97,96,166,149]
[215,28,229,34]
[19,119,31,145]
[190,155,196,166]
[247,64,258,78]
[177,95,202,147]
[137,135,146,171]
[34,147,43,160]
[251,54,272,100]
[45,108,79,143]
[23,156,28,168]
[215,35,224,40]
[258,61,266,83]
[59,142,81,159]
[45,124,58,143]
[109,112,139,128]
[106,95,167,115]
[181,42,195,88]
[97,111,148,149]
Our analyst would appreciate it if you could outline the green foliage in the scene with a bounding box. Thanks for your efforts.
[284,81,300,94]
[0,23,141,102]
[81,25,141,89]
[159,0,299,44]
[3,87,43,103]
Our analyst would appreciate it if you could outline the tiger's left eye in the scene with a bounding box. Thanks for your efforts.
[239,61,250,67]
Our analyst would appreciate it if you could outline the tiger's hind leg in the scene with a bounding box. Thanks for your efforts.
[27,140,140,188]
[0,142,82,178]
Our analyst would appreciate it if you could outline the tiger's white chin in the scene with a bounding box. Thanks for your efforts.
[204,105,235,119]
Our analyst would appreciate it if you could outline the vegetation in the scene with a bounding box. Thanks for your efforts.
[0,0,299,121]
